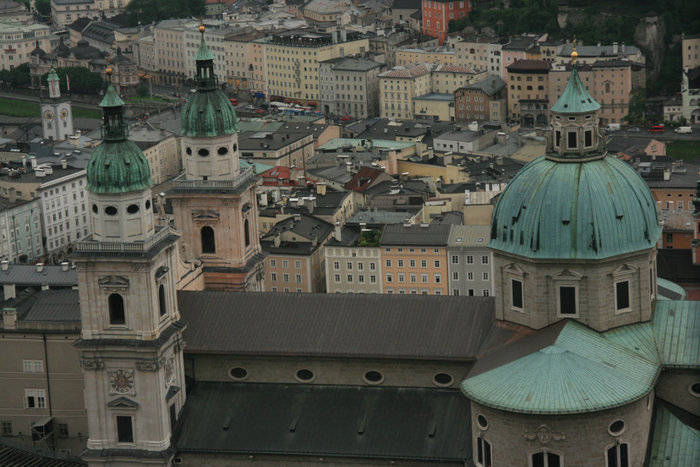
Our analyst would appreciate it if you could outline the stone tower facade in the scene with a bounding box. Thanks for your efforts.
[73,75,186,467]
[41,67,73,141]
[168,26,264,291]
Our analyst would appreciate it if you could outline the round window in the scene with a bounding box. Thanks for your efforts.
[689,383,700,397]
[609,420,625,436]
[477,415,488,430]
[229,367,247,380]
[92,204,98,214]
[433,373,454,386]
[127,204,139,214]
[145,200,151,210]
[217,147,228,155]
[295,369,314,382]
[364,370,383,384]
[185,147,192,155]
[105,206,118,216]
[198,148,210,157]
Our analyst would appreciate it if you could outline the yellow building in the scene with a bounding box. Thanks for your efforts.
[395,47,455,66]
[224,30,267,95]
[257,30,370,103]
[0,21,55,72]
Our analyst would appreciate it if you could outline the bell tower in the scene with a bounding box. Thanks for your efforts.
[168,25,265,291]
[41,66,73,141]
[73,68,186,467]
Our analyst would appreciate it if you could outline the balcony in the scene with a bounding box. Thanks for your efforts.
[173,166,255,190]
[75,226,175,253]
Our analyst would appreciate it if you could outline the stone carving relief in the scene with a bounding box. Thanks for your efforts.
[80,359,105,370]
[136,359,161,372]
[524,424,566,444]
[108,368,135,395]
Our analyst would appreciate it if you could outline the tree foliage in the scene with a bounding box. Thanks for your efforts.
[124,0,206,27]
[35,0,51,16]
[41,67,105,95]
[625,88,647,125]
[0,63,31,87]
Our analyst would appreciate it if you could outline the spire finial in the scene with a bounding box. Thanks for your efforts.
[571,36,578,64]
[105,57,113,82]
[199,16,205,35]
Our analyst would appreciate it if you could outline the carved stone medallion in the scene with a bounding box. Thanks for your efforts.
[524,424,565,444]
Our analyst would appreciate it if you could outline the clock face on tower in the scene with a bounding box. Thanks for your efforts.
[108,368,135,394]
[60,109,68,119]
[43,110,54,122]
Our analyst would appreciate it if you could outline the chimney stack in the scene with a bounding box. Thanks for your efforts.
[1,260,8,271]
[334,221,342,241]
[61,261,70,271]
[36,263,44,273]
[2,308,17,329]
[61,159,68,169]
[316,182,327,196]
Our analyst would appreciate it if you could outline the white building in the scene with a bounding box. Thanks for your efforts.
[0,20,55,71]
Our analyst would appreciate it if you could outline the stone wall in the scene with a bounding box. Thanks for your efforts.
[655,369,700,416]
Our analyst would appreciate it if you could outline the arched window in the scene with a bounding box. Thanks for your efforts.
[606,443,629,467]
[244,219,250,247]
[201,226,216,254]
[109,293,125,325]
[158,284,166,316]
[532,451,561,467]
[475,435,491,467]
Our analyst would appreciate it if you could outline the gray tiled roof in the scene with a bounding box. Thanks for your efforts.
[178,291,494,359]
[20,289,80,323]
[0,265,77,286]
[379,222,452,246]
[173,382,472,462]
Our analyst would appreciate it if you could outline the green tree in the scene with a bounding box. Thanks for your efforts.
[625,88,646,125]
[0,63,31,88]
[35,0,51,16]
[41,67,104,95]
[124,0,206,27]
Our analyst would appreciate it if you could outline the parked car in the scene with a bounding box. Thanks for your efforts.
[674,126,692,134]
[648,124,665,133]
[627,127,641,133]
[229,98,238,105]
[605,123,621,132]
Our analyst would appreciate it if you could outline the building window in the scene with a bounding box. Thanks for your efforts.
[434,274,441,283]
[397,259,404,267]
[201,226,216,254]
[334,274,340,283]
[1,421,11,436]
[482,272,489,280]
[386,273,393,283]
[434,260,440,268]
[270,259,277,267]
[512,279,523,310]
[453,272,459,280]
[615,281,630,312]
[58,423,69,438]
[283,274,290,283]
[333,261,339,270]
[481,255,489,264]
[244,219,250,247]
[483,289,490,296]
[558,286,577,316]
[116,416,134,443]
[295,274,302,283]
[467,255,474,264]
[158,284,166,316]
[606,443,629,467]
[271,272,277,281]
[23,360,43,373]
[24,389,46,408]
[421,260,427,267]
[532,451,561,467]
[476,435,492,467]
[585,130,593,147]
[567,131,577,149]
[109,293,125,325]
[451,255,459,264]
[386,259,392,267]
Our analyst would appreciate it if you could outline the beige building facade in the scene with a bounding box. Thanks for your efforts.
[0,21,55,71]
[50,0,96,29]
[324,243,383,294]
[395,47,455,66]
[153,20,193,86]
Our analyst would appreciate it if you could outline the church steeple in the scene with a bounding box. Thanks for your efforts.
[194,24,217,91]
[47,66,60,99]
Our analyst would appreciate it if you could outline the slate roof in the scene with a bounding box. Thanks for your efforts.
[656,277,687,301]
[380,223,452,246]
[0,439,85,466]
[0,264,77,286]
[462,320,660,414]
[173,382,472,463]
[20,289,80,323]
[653,300,700,369]
[178,291,494,360]
[448,225,491,248]
[459,76,506,97]
[648,401,700,467]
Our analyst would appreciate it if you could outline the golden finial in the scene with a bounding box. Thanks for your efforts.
[199,16,205,34]
[571,36,578,64]
[106,65,113,76]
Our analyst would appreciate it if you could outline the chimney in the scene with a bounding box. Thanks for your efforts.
[496,156,504,166]
[30,156,37,168]
[8,188,16,203]
[334,221,342,241]
[2,308,17,329]
[497,132,507,144]
[22,156,26,168]
[332,31,338,44]
[316,182,327,196]
[61,159,68,169]
[346,161,353,173]
[274,233,281,247]
[36,263,44,273]
[612,42,618,54]
[340,30,347,43]
[61,261,69,271]
[1,260,8,271]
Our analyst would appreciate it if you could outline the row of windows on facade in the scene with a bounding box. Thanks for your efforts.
[386,288,447,295]
[510,278,637,315]
[1,417,70,438]
[386,273,443,283]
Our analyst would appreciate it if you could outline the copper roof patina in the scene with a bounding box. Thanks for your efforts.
[181,27,239,137]
[86,84,153,194]
[461,320,659,414]
[489,155,661,259]
[550,67,601,114]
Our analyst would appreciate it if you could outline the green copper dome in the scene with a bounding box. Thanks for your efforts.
[181,29,239,137]
[489,155,661,259]
[87,84,153,194]
[551,67,600,114]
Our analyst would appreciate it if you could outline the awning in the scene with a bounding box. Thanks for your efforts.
[253,92,265,98]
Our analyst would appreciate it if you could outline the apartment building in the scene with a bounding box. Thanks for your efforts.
[500,35,539,80]
[129,123,181,185]
[379,63,431,120]
[224,29,267,95]
[0,21,55,71]
[319,55,385,118]
[258,30,370,104]
[453,34,504,75]
[239,130,315,168]
[380,223,451,295]
[184,23,231,84]
[153,19,194,86]
[395,46,455,66]
[557,42,645,67]
[421,0,472,45]
[682,33,700,70]
[447,224,492,297]
[455,75,507,122]
[324,227,383,294]
[261,213,334,293]
[0,197,43,263]
[134,34,155,71]
[94,0,131,19]
[549,61,633,125]
[505,59,550,126]
[51,0,96,28]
